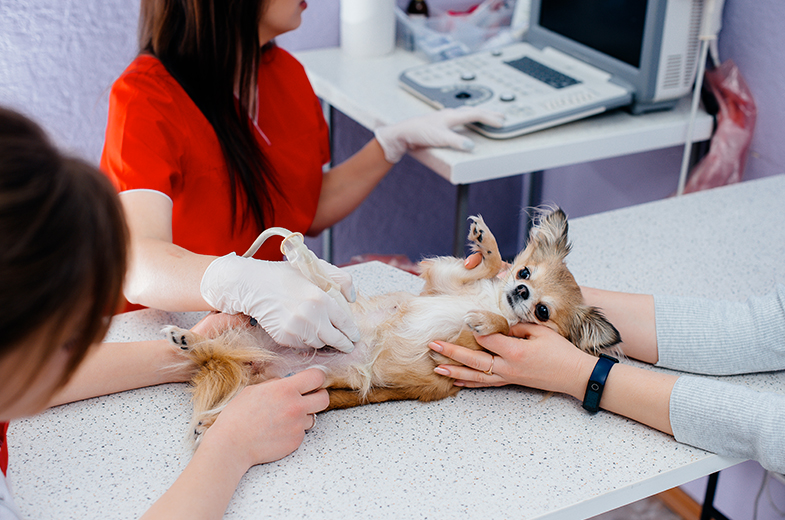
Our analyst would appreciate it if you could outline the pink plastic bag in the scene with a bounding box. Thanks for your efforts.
[683,60,757,194]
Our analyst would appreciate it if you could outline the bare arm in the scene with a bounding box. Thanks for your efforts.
[45,312,249,407]
[48,339,192,407]
[431,323,677,435]
[308,139,392,235]
[120,190,216,311]
[580,287,658,363]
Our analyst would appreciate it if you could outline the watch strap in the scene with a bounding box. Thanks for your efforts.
[582,353,619,413]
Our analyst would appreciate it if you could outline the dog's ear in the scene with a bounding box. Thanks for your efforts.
[527,208,571,261]
[567,306,621,355]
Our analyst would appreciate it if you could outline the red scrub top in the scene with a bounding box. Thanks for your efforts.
[101,47,329,265]
[1,422,8,476]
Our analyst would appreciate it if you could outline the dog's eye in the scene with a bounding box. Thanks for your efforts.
[535,304,550,322]
[518,267,530,280]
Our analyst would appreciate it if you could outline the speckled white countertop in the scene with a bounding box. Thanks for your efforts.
[9,175,785,520]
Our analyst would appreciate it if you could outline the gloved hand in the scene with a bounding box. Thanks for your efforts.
[374,106,505,163]
[200,253,361,352]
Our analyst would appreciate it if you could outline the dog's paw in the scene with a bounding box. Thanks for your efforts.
[163,325,196,351]
[464,310,490,335]
[468,215,487,245]
[468,215,498,259]
[464,310,510,336]
[192,417,216,446]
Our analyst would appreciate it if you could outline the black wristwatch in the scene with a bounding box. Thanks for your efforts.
[582,353,619,413]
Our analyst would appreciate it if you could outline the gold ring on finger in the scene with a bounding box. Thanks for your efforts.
[484,356,495,376]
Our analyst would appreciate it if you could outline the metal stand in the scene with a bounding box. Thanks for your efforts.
[523,170,544,237]
[700,472,732,520]
[321,101,335,263]
[453,183,470,257]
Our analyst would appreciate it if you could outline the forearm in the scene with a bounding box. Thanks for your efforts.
[308,138,392,234]
[48,340,192,407]
[655,288,785,374]
[581,287,658,363]
[125,237,216,311]
[564,354,676,435]
[669,376,785,472]
[594,362,675,434]
[141,438,248,520]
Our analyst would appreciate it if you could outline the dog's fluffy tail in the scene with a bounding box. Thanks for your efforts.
[183,329,278,445]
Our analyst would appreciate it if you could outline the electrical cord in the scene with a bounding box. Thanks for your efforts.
[243,226,355,321]
[753,471,785,520]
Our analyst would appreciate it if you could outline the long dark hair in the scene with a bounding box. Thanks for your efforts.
[0,107,128,407]
[138,0,280,233]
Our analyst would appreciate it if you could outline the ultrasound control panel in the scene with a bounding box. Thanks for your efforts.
[399,43,631,139]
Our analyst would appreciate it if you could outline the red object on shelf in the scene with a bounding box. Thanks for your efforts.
[341,254,420,275]
[447,4,480,15]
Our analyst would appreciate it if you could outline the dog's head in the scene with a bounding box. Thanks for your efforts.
[501,208,620,354]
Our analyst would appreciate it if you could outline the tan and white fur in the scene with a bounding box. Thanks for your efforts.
[164,208,621,445]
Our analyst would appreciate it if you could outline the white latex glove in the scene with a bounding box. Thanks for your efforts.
[374,106,505,163]
[200,253,361,351]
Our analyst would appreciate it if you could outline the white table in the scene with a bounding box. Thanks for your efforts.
[9,175,784,519]
[294,47,715,256]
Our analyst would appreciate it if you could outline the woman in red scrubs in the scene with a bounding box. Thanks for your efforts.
[101,0,503,351]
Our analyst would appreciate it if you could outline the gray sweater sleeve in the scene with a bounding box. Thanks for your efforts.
[669,376,785,473]
[653,286,785,472]
[655,285,785,374]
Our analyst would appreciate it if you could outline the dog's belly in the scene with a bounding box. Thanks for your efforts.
[261,287,507,391]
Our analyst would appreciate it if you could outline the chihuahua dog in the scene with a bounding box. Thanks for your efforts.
[164,208,620,444]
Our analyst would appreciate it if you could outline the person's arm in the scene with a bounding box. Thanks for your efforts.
[121,190,360,351]
[654,287,785,374]
[47,312,244,407]
[141,369,329,520]
[48,339,192,407]
[430,323,677,435]
[309,107,506,234]
[308,139,392,234]
[120,190,216,311]
[579,287,658,363]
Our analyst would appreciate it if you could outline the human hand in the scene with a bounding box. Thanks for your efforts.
[191,312,251,338]
[200,253,360,351]
[464,251,511,278]
[374,107,505,163]
[430,323,595,399]
[199,368,329,469]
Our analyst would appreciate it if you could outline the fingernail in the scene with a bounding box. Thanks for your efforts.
[434,366,450,376]
[429,341,443,353]
[463,257,472,267]
[454,381,465,387]
[462,139,475,151]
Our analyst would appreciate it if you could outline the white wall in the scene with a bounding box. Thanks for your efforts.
[0,0,140,163]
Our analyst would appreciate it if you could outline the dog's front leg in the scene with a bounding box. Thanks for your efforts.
[450,310,511,352]
[420,215,504,294]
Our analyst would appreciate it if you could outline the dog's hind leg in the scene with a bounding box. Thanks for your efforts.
[327,382,461,410]
[163,325,205,351]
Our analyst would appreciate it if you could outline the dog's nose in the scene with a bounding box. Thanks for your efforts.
[515,284,529,300]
